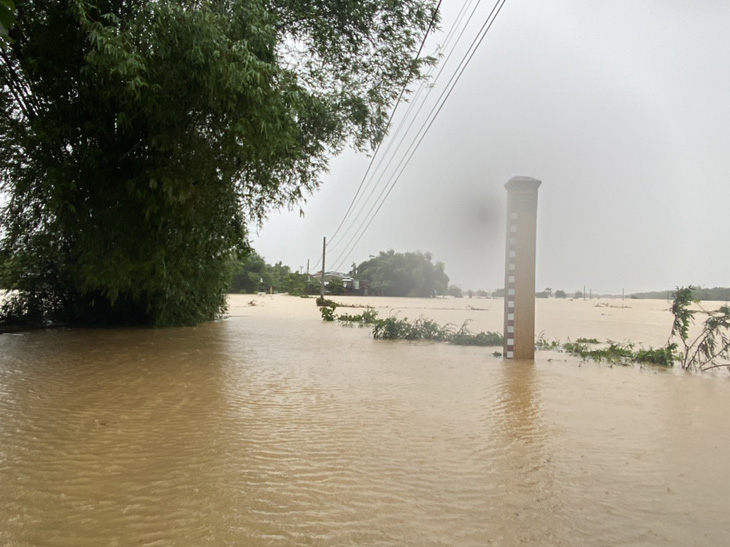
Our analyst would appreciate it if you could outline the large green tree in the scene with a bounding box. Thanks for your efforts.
[0,0,438,326]
[356,250,448,297]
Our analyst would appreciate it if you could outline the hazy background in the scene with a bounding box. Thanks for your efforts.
[252,0,730,294]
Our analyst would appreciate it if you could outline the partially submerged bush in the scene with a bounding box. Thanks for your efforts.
[320,304,336,321]
[372,316,501,345]
[316,296,337,307]
[370,315,449,341]
[535,332,561,350]
[536,337,676,367]
[322,306,503,347]
[449,321,503,346]
[337,307,379,324]
[635,345,676,366]
[371,316,419,340]
[562,341,635,365]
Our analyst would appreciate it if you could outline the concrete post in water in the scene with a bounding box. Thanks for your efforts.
[503,176,541,360]
[320,237,326,299]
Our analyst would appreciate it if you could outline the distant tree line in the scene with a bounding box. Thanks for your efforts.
[229,248,454,298]
[232,250,726,304]
[229,250,316,296]
[630,287,730,301]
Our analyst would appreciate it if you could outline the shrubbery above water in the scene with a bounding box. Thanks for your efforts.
[319,304,503,346]
[318,287,730,372]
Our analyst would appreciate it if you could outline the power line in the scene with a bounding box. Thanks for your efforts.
[311,3,444,275]
[322,77,432,260]
[330,0,508,271]
[323,0,444,250]
[330,0,504,270]
[324,0,484,264]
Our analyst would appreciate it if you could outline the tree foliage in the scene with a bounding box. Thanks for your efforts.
[0,0,438,326]
[669,286,730,371]
[0,0,15,42]
[447,284,462,298]
[229,250,268,294]
[229,249,314,295]
[355,250,448,297]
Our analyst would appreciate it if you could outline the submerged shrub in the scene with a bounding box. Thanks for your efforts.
[316,297,337,307]
[372,316,414,340]
[320,304,337,321]
[411,317,451,341]
[369,315,502,346]
[557,339,676,367]
[449,321,503,346]
[338,307,379,324]
[562,341,635,365]
[535,332,561,350]
[635,344,677,366]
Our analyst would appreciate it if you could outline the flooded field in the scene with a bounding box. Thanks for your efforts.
[1,295,729,545]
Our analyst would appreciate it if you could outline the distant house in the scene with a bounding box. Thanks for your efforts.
[345,277,369,296]
[314,271,369,295]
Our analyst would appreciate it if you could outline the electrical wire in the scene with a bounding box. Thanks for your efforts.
[324,0,444,249]
[322,0,482,266]
[329,0,508,272]
[310,2,443,274]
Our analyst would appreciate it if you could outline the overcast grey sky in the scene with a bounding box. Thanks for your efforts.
[252,0,730,294]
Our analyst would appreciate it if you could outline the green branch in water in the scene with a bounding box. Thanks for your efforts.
[669,286,730,371]
[537,338,677,367]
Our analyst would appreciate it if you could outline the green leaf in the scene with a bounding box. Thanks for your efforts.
[0,0,16,42]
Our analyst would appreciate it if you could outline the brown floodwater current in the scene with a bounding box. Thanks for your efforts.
[1,295,729,545]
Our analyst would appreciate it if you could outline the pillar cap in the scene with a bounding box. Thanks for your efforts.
[505,176,542,191]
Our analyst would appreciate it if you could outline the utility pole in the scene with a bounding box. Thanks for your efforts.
[320,237,326,299]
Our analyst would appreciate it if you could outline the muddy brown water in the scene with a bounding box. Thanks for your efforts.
[1,295,729,545]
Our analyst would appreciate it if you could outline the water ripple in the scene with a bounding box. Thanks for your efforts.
[1,315,729,545]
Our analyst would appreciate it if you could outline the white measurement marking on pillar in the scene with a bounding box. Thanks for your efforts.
[503,176,541,360]
[505,213,517,359]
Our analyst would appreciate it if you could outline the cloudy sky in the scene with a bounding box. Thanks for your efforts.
[252,0,730,295]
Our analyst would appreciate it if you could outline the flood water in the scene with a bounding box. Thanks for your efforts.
[1,295,729,545]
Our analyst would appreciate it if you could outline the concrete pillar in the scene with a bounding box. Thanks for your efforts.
[503,176,541,360]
